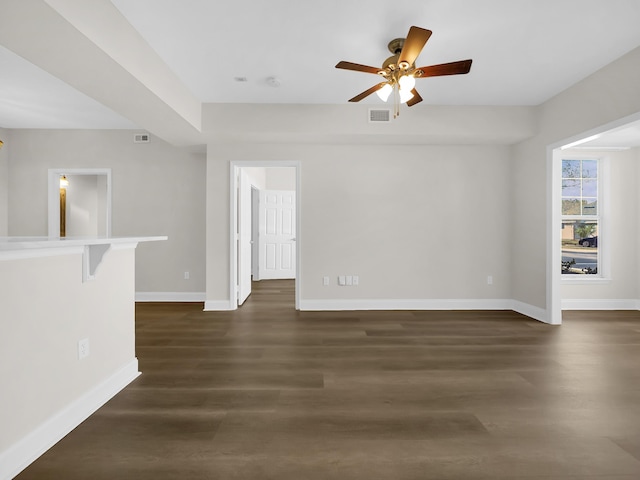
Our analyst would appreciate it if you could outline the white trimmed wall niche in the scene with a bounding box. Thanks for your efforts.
[47,168,112,238]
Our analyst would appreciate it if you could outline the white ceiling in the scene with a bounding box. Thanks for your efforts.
[1,0,640,142]
[111,0,640,106]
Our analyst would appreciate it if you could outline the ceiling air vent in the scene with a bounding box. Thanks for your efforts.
[134,133,150,143]
[369,109,390,123]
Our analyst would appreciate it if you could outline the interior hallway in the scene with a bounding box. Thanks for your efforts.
[16,280,640,479]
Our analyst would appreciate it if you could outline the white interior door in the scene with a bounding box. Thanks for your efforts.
[237,170,252,305]
[258,190,296,279]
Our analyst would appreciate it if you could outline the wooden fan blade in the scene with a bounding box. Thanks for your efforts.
[335,61,382,75]
[415,59,472,78]
[348,83,387,102]
[398,26,432,66]
[406,89,423,107]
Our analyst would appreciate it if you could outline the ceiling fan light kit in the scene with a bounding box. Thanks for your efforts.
[336,26,473,119]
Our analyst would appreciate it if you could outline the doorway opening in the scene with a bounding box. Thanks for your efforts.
[547,111,640,325]
[48,168,112,238]
[230,161,300,310]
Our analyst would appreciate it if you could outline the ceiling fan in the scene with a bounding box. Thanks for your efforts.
[335,26,472,118]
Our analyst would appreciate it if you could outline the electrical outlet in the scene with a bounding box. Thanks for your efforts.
[346,275,353,286]
[184,271,190,280]
[353,275,359,286]
[323,276,329,286]
[78,338,90,360]
[487,275,493,285]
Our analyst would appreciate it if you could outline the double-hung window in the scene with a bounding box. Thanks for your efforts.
[561,158,600,276]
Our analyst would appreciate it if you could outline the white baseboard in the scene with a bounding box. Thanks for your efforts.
[298,298,553,323]
[299,298,513,311]
[200,295,640,319]
[203,299,236,311]
[135,292,205,302]
[0,359,140,480]
[562,298,640,310]
[511,300,549,323]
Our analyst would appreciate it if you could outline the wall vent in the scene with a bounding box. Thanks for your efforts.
[134,133,150,143]
[369,109,391,123]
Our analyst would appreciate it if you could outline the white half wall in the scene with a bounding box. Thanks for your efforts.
[0,246,139,479]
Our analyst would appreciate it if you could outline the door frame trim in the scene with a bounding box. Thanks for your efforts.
[229,161,301,310]
[251,186,259,279]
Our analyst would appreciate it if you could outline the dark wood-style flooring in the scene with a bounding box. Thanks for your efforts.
[16,280,640,479]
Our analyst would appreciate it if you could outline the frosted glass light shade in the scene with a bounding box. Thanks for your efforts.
[376,83,393,101]
[398,74,416,91]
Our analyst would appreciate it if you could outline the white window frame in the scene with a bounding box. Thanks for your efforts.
[561,155,610,284]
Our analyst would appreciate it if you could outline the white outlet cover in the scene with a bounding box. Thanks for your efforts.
[78,338,90,360]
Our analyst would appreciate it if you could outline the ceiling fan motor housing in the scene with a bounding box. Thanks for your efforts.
[380,37,417,77]
[387,38,405,54]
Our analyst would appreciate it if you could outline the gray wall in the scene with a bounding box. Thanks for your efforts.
[266,167,296,190]
[242,167,295,191]
[6,130,206,294]
[203,104,536,307]
[206,139,517,306]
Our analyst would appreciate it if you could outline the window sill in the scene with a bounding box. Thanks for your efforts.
[561,276,611,285]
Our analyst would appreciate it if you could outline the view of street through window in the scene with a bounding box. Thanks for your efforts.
[561,159,599,275]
